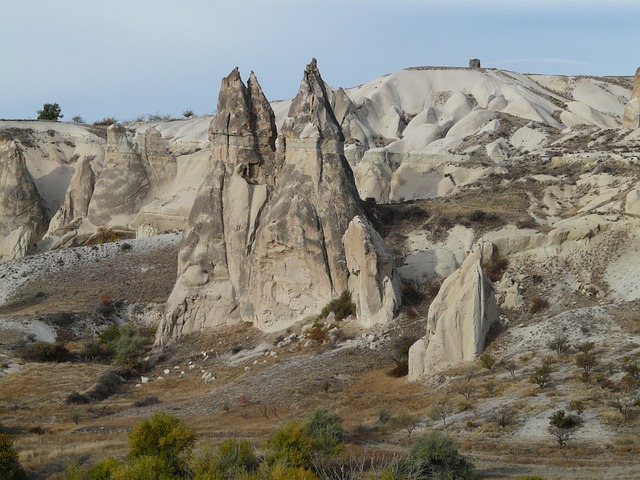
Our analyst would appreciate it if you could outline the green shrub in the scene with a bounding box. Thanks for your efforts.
[128,412,196,475]
[244,462,318,480]
[0,433,26,480]
[549,410,580,430]
[304,407,345,458]
[82,340,112,361]
[264,421,312,469]
[98,324,154,369]
[98,324,120,345]
[93,117,118,126]
[479,352,496,370]
[407,431,474,480]
[191,439,257,478]
[319,291,356,320]
[88,457,119,480]
[112,455,174,480]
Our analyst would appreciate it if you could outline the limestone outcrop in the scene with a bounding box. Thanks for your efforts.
[408,243,498,380]
[623,67,640,128]
[0,142,47,258]
[158,60,400,343]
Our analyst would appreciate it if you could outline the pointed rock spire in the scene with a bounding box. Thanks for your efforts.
[0,141,47,258]
[623,67,640,128]
[282,58,343,141]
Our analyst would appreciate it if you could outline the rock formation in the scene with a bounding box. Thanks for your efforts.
[158,60,400,343]
[138,126,177,185]
[87,125,152,225]
[47,156,96,236]
[622,67,640,128]
[248,59,364,332]
[408,243,498,380]
[0,141,47,260]
[86,124,176,228]
[158,67,278,342]
[343,216,401,327]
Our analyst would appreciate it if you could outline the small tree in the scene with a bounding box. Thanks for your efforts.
[530,359,555,388]
[489,404,514,428]
[428,400,453,428]
[576,352,598,382]
[0,434,26,480]
[547,333,570,355]
[37,102,63,121]
[71,115,85,124]
[392,412,419,439]
[548,410,580,448]
[182,109,194,118]
[500,360,518,379]
[190,439,258,478]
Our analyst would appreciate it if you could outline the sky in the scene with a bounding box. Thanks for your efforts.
[1,0,639,123]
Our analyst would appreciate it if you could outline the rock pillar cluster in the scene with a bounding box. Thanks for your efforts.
[158,60,401,343]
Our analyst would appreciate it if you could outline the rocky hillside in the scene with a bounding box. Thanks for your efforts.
[1,61,640,479]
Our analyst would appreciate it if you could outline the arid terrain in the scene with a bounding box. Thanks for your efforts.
[2,64,640,479]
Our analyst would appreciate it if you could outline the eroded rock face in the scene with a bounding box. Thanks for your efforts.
[408,243,498,380]
[158,60,399,343]
[249,59,363,331]
[0,142,47,257]
[343,216,401,327]
[623,68,640,128]
[139,127,177,185]
[158,67,278,342]
[47,156,96,235]
[86,124,177,227]
[87,125,152,225]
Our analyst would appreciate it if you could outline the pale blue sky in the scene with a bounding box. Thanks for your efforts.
[1,0,638,122]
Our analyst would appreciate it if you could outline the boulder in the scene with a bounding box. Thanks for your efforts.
[408,243,498,380]
[343,216,401,327]
[0,226,34,263]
